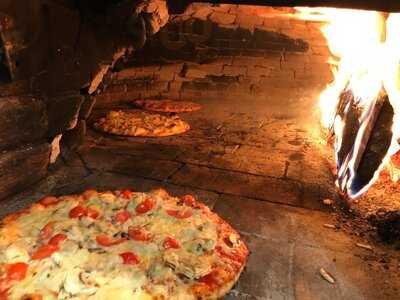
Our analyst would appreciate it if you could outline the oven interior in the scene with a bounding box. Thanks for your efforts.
[0,1,399,299]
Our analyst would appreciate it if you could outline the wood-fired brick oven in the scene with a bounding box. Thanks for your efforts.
[0,1,399,299]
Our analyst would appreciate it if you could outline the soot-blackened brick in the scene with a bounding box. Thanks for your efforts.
[253,29,309,52]
[0,96,48,150]
[182,80,212,91]
[47,94,84,136]
[213,24,234,39]
[231,27,253,41]
[0,142,51,200]
[207,74,239,84]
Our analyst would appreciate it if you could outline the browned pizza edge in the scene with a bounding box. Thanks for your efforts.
[132,99,202,113]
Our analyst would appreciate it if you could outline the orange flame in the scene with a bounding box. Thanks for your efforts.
[295,8,400,198]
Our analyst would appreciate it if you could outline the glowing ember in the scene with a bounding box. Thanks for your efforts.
[296,9,400,198]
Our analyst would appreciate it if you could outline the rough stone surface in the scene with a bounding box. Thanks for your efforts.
[0,96,47,150]
[97,7,328,108]
[89,91,335,211]
[0,143,50,200]
[80,147,183,182]
[0,0,171,198]
[47,94,84,136]
[135,0,169,35]
[78,95,97,120]
[49,134,62,164]
[62,120,87,151]
[209,12,236,25]
[0,80,31,97]
[169,164,302,206]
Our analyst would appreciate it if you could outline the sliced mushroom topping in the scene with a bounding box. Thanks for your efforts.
[163,250,212,280]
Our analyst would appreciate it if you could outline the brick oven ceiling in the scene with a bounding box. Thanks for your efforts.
[167,0,400,13]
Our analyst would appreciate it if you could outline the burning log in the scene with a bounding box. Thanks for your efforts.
[333,89,388,198]
[334,89,362,171]
[349,95,394,195]
[328,86,399,199]
[311,10,400,198]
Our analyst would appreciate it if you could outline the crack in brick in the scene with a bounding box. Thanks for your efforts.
[86,144,325,199]
[74,151,94,175]
[283,161,290,178]
[287,242,295,299]
[164,163,186,182]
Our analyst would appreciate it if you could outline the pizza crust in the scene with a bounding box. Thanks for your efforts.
[0,188,248,300]
[133,99,202,113]
[93,110,190,137]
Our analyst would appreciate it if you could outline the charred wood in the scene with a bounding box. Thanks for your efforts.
[369,211,400,245]
[350,95,393,194]
[335,90,361,170]
[333,89,388,196]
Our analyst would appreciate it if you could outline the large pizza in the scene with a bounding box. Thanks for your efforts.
[0,188,248,299]
[93,110,190,137]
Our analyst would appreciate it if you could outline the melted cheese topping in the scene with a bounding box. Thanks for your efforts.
[93,110,190,137]
[0,189,248,299]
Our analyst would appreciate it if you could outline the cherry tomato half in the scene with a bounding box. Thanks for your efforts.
[6,262,28,281]
[48,234,67,247]
[135,198,155,214]
[0,287,9,300]
[31,244,59,260]
[115,210,131,224]
[69,205,87,218]
[181,194,196,207]
[86,207,100,219]
[163,237,180,249]
[39,196,59,207]
[119,252,140,265]
[128,228,152,242]
[121,189,133,199]
[166,209,193,219]
[96,235,127,247]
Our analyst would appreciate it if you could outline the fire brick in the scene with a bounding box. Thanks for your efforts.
[212,4,232,13]
[185,67,208,79]
[223,65,247,77]
[116,67,137,80]
[0,96,47,150]
[209,12,236,25]
[158,63,184,81]
[0,143,51,199]
[192,7,214,20]
[247,65,272,78]
[236,14,264,31]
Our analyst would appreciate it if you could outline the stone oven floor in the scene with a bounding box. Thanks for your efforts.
[2,95,400,299]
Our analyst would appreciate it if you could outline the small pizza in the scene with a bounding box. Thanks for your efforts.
[133,99,202,113]
[0,188,248,299]
[93,110,190,137]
